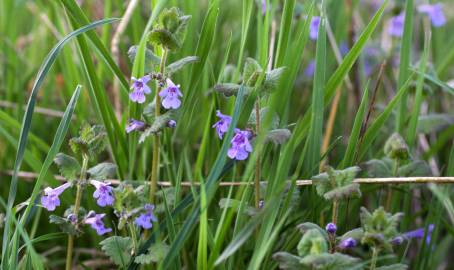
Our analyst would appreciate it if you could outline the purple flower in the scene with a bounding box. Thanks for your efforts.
[159,78,182,109]
[90,180,114,207]
[212,110,232,139]
[338,237,357,249]
[129,75,152,103]
[391,224,435,245]
[227,129,253,161]
[326,223,337,234]
[167,120,177,128]
[261,0,267,15]
[41,182,71,211]
[304,60,316,78]
[135,204,158,230]
[340,41,349,56]
[388,13,405,37]
[84,212,112,235]
[418,3,446,27]
[310,16,321,40]
[126,119,146,133]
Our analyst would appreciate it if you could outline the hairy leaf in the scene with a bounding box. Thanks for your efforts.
[100,236,132,267]
[53,153,80,181]
[87,162,117,180]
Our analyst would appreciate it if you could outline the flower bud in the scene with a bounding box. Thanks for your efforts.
[325,223,337,234]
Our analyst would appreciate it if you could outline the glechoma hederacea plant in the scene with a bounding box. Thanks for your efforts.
[1,0,454,269]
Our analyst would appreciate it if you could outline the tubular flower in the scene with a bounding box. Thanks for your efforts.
[41,182,71,211]
[90,180,114,207]
[129,75,152,103]
[84,212,112,235]
[159,78,182,109]
[135,204,158,230]
[227,129,253,161]
[212,110,232,139]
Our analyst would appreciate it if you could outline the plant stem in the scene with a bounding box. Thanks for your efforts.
[129,222,138,255]
[370,247,379,270]
[149,48,168,203]
[254,99,261,208]
[385,159,399,210]
[332,200,339,224]
[65,154,88,270]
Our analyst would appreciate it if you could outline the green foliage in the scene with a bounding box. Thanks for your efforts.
[312,166,361,201]
[166,56,199,75]
[384,133,409,161]
[53,153,80,181]
[69,124,107,158]
[297,229,328,257]
[139,112,174,143]
[134,243,169,264]
[149,7,191,51]
[100,236,133,268]
[360,207,402,252]
[87,163,117,180]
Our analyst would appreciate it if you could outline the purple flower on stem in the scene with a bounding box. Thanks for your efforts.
[129,75,151,103]
[126,119,146,133]
[159,78,182,109]
[84,212,112,235]
[41,182,71,211]
[310,16,321,40]
[167,120,177,128]
[391,224,435,245]
[388,13,405,37]
[90,180,114,207]
[418,3,446,27]
[338,237,357,249]
[227,129,253,161]
[326,223,337,234]
[135,204,158,230]
[212,110,232,139]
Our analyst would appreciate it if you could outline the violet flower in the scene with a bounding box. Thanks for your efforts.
[326,223,337,234]
[168,120,177,128]
[388,13,405,37]
[418,3,446,27]
[135,204,158,230]
[261,0,267,15]
[338,237,357,249]
[159,78,182,109]
[126,119,146,133]
[392,224,435,245]
[227,129,253,161]
[84,212,112,235]
[41,182,71,211]
[212,110,232,139]
[310,16,321,40]
[129,75,151,103]
[90,180,114,207]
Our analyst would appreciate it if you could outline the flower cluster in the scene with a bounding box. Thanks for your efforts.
[212,111,253,160]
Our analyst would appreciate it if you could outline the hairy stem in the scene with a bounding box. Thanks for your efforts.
[370,247,380,270]
[65,154,88,270]
[254,99,261,208]
[129,222,138,255]
[149,48,168,203]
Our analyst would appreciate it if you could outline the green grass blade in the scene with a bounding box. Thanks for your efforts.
[274,0,296,67]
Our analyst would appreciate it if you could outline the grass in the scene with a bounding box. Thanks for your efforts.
[0,0,453,269]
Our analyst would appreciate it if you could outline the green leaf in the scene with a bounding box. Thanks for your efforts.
[361,159,392,178]
[87,163,117,180]
[49,215,80,236]
[376,264,408,270]
[127,45,161,73]
[312,166,361,201]
[360,207,402,251]
[262,67,286,93]
[100,236,132,267]
[247,107,279,129]
[272,252,304,270]
[134,243,169,264]
[149,29,181,51]
[53,153,81,181]
[297,229,328,257]
[398,160,431,177]
[296,222,329,241]
[214,83,252,97]
[339,228,364,242]
[300,253,360,270]
[265,129,292,145]
[166,56,199,75]
[243,57,263,86]
[139,112,174,143]
[417,114,454,134]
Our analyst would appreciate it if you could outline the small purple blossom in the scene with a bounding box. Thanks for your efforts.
[212,110,232,139]
[326,223,337,234]
[227,129,253,161]
[159,78,182,109]
[135,204,158,230]
[388,13,405,37]
[261,0,267,15]
[338,237,357,249]
[84,212,112,235]
[310,16,321,40]
[126,119,146,133]
[41,182,71,211]
[304,60,316,78]
[418,3,446,27]
[391,224,435,245]
[67,214,77,224]
[168,120,177,128]
[129,75,152,103]
[90,180,114,207]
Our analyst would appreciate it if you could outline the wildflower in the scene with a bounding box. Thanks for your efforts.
[84,212,112,235]
[67,214,77,224]
[227,129,253,161]
[129,75,152,103]
[90,180,114,207]
[41,182,71,211]
[126,119,146,133]
[212,110,232,139]
[388,13,405,37]
[167,120,177,128]
[392,224,435,245]
[159,78,182,109]
[310,16,321,40]
[261,0,267,15]
[135,204,158,230]
[418,3,446,27]
[304,60,316,78]
[338,237,357,249]
[326,223,337,234]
